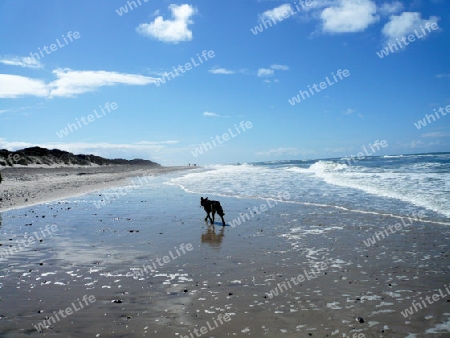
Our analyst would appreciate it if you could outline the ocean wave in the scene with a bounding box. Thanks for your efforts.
[168,156,450,219]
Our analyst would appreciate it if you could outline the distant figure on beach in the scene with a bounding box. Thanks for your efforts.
[0,171,2,185]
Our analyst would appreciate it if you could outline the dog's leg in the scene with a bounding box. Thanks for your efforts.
[205,212,212,223]
[219,214,226,226]
[211,210,216,225]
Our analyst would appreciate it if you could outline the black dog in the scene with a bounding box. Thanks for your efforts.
[200,197,226,226]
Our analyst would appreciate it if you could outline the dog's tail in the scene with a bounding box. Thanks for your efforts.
[216,204,225,216]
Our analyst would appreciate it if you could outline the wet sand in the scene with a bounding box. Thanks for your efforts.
[0,171,449,337]
[0,165,193,212]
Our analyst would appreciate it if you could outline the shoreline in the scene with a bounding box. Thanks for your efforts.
[0,165,198,212]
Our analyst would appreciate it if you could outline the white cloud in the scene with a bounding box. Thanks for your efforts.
[0,56,43,69]
[379,1,403,16]
[270,64,289,70]
[259,4,293,22]
[208,68,235,75]
[257,68,274,77]
[136,4,197,43]
[48,68,158,97]
[203,111,231,118]
[0,74,48,98]
[0,69,159,98]
[203,111,219,117]
[321,0,379,33]
[381,12,439,46]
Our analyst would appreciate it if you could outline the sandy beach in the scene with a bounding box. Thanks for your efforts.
[0,167,449,337]
[0,165,193,212]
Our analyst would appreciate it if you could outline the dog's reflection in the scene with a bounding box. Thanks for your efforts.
[201,225,225,249]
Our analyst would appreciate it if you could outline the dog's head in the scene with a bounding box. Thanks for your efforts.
[200,197,209,207]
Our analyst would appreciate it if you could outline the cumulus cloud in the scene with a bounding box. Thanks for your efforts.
[379,1,403,16]
[321,0,379,33]
[259,4,293,22]
[136,4,197,43]
[381,12,439,46]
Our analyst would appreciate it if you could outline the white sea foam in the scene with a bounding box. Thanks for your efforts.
[168,154,450,220]
[306,160,449,218]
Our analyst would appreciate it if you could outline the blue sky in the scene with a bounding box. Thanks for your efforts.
[0,0,449,165]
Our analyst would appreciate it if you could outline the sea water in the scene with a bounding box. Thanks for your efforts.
[169,153,450,223]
